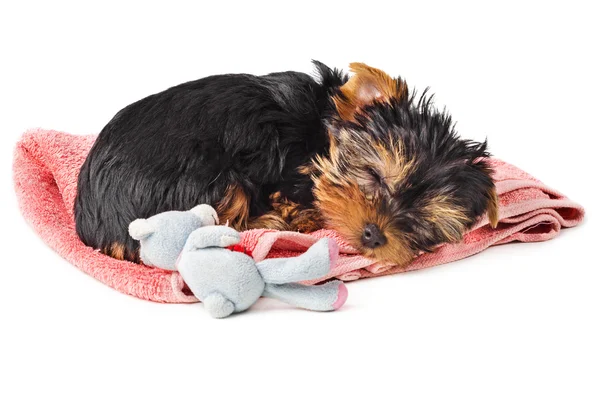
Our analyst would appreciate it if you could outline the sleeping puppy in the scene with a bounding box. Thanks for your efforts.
[74,61,498,265]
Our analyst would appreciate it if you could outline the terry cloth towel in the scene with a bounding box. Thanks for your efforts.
[13,129,585,303]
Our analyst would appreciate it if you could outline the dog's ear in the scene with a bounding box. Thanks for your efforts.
[487,187,499,228]
[333,62,408,122]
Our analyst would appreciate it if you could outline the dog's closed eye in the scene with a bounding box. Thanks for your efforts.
[367,167,382,184]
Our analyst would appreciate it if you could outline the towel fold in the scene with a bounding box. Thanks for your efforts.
[13,129,585,303]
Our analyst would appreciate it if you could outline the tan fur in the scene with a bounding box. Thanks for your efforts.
[423,195,471,242]
[248,213,290,230]
[372,139,415,188]
[103,242,127,261]
[217,183,250,229]
[487,187,499,228]
[315,129,414,196]
[217,185,323,232]
[333,62,408,121]
[314,177,414,266]
[312,161,414,266]
[289,208,324,233]
[249,192,324,232]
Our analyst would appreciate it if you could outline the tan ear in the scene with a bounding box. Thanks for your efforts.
[487,188,499,228]
[333,62,408,121]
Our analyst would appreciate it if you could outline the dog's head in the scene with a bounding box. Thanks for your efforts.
[311,63,498,265]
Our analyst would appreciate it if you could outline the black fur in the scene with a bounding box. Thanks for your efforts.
[75,61,347,259]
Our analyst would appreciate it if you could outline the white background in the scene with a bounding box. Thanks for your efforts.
[1,1,597,396]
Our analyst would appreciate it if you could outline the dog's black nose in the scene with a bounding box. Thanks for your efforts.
[361,224,387,248]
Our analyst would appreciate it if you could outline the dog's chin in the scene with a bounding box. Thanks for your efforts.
[330,227,415,267]
[317,210,413,266]
[358,245,415,267]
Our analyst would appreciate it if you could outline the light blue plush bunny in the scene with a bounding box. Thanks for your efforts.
[129,205,347,318]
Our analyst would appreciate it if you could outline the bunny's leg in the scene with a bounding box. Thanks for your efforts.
[203,292,235,318]
[262,281,348,312]
[255,238,339,284]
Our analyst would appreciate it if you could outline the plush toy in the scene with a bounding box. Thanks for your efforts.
[129,205,348,318]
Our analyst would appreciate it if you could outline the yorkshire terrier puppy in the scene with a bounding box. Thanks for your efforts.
[75,61,498,265]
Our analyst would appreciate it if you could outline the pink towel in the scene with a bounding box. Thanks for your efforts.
[13,129,585,303]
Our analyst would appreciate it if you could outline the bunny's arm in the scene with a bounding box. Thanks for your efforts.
[254,238,338,284]
[183,226,241,252]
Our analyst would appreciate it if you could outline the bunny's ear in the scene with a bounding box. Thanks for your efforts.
[190,204,219,226]
[128,219,154,241]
